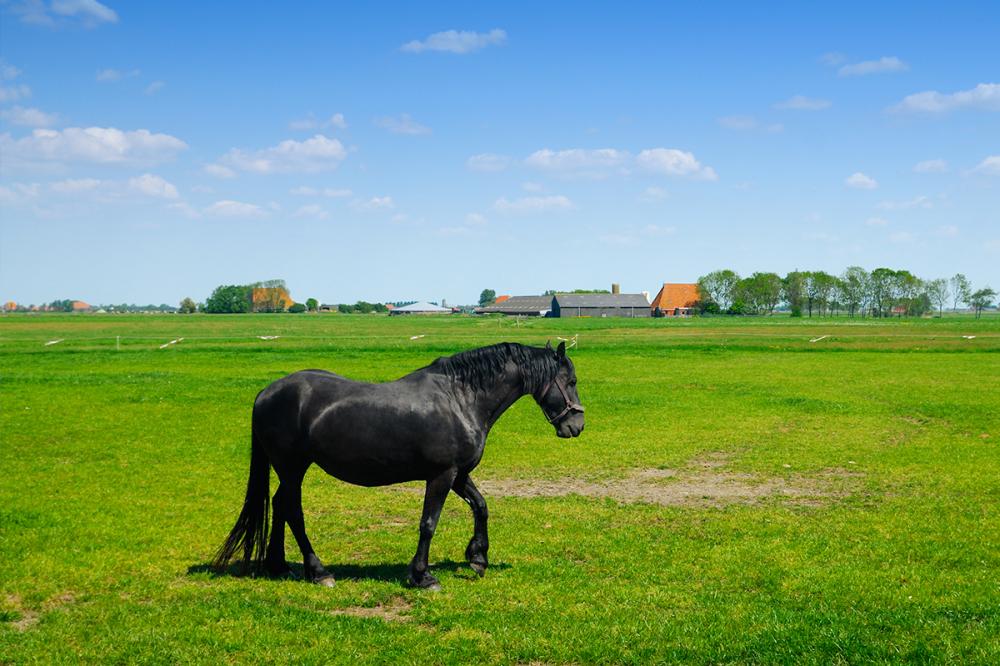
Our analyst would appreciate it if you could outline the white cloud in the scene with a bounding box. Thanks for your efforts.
[820,52,846,66]
[774,95,832,110]
[0,59,21,80]
[10,0,118,27]
[890,83,1000,113]
[466,153,510,172]
[204,200,267,218]
[838,56,908,77]
[401,29,506,54]
[290,186,352,197]
[144,81,165,95]
[971,155,1000,176]
[0,182,41,204]
[168,202,201,219]
[293,204,328,219]
[96,68,139,82]
[641,186,668,201]
[289,112,347,131]
[374,113,430,135]
[494,195,573,213]
[913,159,947,173]
[525,148,629,172]
[845,172,878,189]
[213,135,347,175]
[465,212,488,225]
[0,84,31,103]
[203,163,236,179]
[0,106,57,127]
[50,177,102,194]
[353,196,394,210]
[128,173,178,199]
[518,146,716,180]
[0,126,187,169]
[3,174,180,205]
[718,115,757,130]
[877,195,931,210]
[866,216,889,226]
[636,148,717,180]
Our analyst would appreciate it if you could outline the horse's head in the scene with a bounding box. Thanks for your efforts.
[535,341,585,438]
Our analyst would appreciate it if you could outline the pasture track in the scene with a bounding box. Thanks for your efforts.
[2,314,999,663]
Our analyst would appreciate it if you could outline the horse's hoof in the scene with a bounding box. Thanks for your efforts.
[312,575,336,587]
[470,562,487,577]
[408,574,441,591]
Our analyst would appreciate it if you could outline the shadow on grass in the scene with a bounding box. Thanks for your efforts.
[187,558,510,585]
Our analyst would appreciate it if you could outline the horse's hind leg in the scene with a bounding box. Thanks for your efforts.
[284,473,335,586]
[452,475,489,576]
[264,485,292,577]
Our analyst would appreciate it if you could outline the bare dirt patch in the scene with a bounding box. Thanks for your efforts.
[328,596,412,622]
[477,452,862,508]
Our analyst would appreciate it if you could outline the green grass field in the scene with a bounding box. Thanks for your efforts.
[2,313,999,664]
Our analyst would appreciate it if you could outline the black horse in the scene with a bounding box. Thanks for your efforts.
[213,341,584,590]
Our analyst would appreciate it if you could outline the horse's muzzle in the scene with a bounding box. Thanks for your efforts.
[556,412,585,438]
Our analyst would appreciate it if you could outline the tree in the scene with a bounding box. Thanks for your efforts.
[178,297,197,314]
[925,279,949,317]
[950,274,971,312]
[969,287,997,319]
[782,271,807,316]
[479,289,496,307]
[839,267,869,317]
[697,270,740,312]
[306,298,319,312]
[288,302,307,313]
[869,268,898,318]
[204,285,251,313]
[736,272,782,314]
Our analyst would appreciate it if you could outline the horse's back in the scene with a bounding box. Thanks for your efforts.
[252,368,473,485]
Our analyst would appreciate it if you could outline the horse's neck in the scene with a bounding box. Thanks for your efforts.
[474,364,529,431]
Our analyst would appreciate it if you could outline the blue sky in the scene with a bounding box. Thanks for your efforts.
[1,1,998,306]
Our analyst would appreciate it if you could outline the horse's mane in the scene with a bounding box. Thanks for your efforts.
[428,342,558,393]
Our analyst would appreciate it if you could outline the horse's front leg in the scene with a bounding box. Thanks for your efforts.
[408,467,458,590]
[452,474,489,576]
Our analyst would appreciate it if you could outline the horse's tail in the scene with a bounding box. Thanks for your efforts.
[212,428,270,574]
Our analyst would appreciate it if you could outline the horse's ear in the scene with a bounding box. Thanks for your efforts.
[556,341,566,358]
[545,340,553,352]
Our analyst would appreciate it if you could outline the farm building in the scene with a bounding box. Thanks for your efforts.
[389,301,453,315]
[550,293,650,318]
[478,295,552,316]
[650,283,700,317]
[71,300,92,312]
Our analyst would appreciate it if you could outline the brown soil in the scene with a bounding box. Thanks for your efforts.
[476,452,862,508]
[328,596,412,622]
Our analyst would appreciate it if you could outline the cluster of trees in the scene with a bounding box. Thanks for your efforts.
[201,280,309,314]
[337,301,389,314]
[697,268,997,318]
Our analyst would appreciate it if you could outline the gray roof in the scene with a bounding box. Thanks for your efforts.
[554,293,650,308]
[479,296,552,314]
[393,301,451,312]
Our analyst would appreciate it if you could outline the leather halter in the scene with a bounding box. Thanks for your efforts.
[537,376,585,424]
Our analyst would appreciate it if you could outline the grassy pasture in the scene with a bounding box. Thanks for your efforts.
[1,313,999,663]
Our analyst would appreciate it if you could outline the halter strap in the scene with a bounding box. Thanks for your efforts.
[537,376,585,424]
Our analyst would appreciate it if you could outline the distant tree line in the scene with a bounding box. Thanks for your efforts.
[696,268,996,318]
[338,301,389,314]
[203,279,297,314]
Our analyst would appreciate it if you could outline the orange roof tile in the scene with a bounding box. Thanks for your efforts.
[650,283,700,311]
